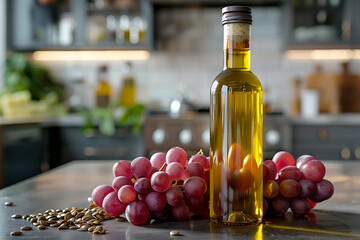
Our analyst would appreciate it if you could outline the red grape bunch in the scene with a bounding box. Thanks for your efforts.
[263,151,334,217]
[91,147,210,225]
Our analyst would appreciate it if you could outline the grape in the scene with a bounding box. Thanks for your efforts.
[296,155,316,169]
[278,166,301,182]
[227,143,244,171]
[134,178,151,195]
[112,176,133,191]
[270,195,289,215]
[118,185,137,204]
[202,169,210,186]
[307,198,317,209]
[131,157,152,178]
[125,200,149,225]
[263,198,268,216]
[300,160,326,183]
[189,154,209,169]
[150,152,166,170]
[243,154,258,176]
[166,162,185,181]
[165,186,184,207]
[186,162,205,178]
[92,185,115,208]
[170,204,189,221]
[298,179,316,198]
[263,180,279,199]
[272,151,295,172]
[230,168,252,192]
[183,176,207,198]
[186,196,205,214]
[113,160,133,179]
[103,191,127,217]
[263,164,270,184]
[264,160,277,180]
[309,179,334,203]
[279,179,300,199]
[290,197,311,216]
[166,147,188,167]
[147,167,158,180]
[145,192,166,212]
[150,205,170,221]
[151,171,172,192]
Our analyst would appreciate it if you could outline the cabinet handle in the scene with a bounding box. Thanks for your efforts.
[355,148,360,160]
[341,147,350,160]
[317,129,327,140]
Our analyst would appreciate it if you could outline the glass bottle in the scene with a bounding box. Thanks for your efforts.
[95,65,112,108]
[119,62,136,107]
[210,6,263,225]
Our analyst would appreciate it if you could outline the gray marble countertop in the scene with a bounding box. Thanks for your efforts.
[0,160,360,239]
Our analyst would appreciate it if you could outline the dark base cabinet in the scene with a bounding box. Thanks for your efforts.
[48,126,144,168]
[292,125,360,160]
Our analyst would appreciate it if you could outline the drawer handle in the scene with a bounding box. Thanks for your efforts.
[355,148,360,160]
[341,147,350,160]
[84,147,127,157]
[317,129,327,140]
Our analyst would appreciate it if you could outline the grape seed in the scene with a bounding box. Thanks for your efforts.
[5,201,14,206]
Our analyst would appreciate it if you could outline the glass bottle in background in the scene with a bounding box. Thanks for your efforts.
[95,65,112,108]
[210,6,263,225]
[119,62,136,107]
[117,15,130,43]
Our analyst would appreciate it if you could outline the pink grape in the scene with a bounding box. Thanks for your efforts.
[308,198,317,209]
[113,160,133,178]
[118,185,137,204]
[264,160,277,180]
[183,176,207,198]
[150,152,166,170]
[278,166,301,182]
[300,160,326,183]
[166,162,185,181]
[151,171,171,192]
[296,155,316,169]
[185,196,205,214]
[263,164,270,184]
[147,167,158,179]
[103,191,126,217]
[290,197,311,216]
[125,200,149,225]
[189,154,209,169]
[202,169,210,186]
[112,176,133,191]
[170,204,189,221]
[298,179,316,198]
[145,192,166,212]
[279,179,300,199]
[131,157,152,178]
[309,179,334,203]
[91,185,115,208]
[165,186,184,207]
[272,151,295,172]
[134,178,151,195]
[186,162,205,178]
[166,147,188,167]
[263,198,268,216]
[270,195,289,216]
[150,205,170,221]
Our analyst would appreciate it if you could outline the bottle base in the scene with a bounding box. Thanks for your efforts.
[210,211,261,226]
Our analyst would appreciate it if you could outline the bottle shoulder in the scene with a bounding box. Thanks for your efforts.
[211,70,262,93]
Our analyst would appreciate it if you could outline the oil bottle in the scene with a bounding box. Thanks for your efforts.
[95,65,112,108]
[210,6,263,225]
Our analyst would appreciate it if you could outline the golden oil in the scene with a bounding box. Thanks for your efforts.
[210,7,263,225]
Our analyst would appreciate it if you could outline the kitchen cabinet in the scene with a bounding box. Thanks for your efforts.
[7,0,153,51]
[47,126,143,167]
[283,0,360,49]
[292,124,360,160]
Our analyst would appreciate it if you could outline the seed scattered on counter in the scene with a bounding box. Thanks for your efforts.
[22,215,29,220]
[88,197,93,203]
[38,225,46,230]
[115,217,127,222]
[20,226,32,231]
[5,201,14,206]
[170,230,180,236]
[11,214,22,219]
[10,231,22,236]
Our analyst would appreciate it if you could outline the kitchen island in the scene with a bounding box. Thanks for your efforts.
[0,160,359,240]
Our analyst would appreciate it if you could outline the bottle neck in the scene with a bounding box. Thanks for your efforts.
[223,23,251,70]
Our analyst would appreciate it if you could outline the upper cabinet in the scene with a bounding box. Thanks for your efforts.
[284,0,360,49]
[7,0,153,51]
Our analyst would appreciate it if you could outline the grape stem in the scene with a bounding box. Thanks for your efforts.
[159,162,166,171]
[196,149,204,155]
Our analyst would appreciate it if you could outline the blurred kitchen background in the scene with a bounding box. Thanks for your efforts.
[1,0,360,188]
